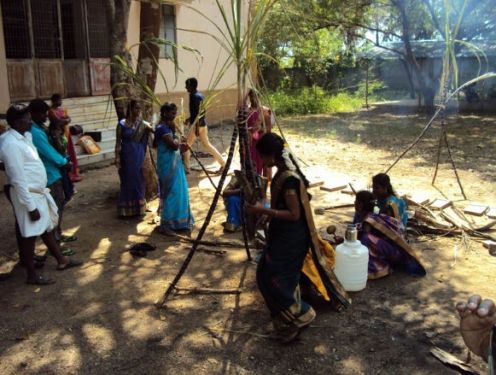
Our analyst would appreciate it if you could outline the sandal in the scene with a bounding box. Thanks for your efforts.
[129,243,156,256]
[57,258,83,271]
[130,248,147,257]
[26,275,55,285]
[61,248,76,256]
[61,235,78,243]
[34,254,47,262]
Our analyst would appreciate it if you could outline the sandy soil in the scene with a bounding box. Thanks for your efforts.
[0,105,495,374]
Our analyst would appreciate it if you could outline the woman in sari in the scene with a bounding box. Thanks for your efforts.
[115,100,152,218]
[246,133,349,343]
[48,93,82,183]
[246,89,274,178]
[372,173,408,228]
[155,103,194,234]
[354,190,426,279]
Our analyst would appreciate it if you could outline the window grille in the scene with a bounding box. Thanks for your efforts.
[160,4,176,59]
[1,0,31,58]
[30,0,61,58]
[61,0,86,59]
[86,0,110,58]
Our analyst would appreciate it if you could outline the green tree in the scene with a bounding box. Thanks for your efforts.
[362,0,496,111]
[257,0,370,90]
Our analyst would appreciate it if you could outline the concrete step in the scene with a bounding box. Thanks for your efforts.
[77,148,115,167]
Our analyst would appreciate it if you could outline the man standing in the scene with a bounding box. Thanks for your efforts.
[183,78,226,174]
[29,99,76,245]
[0,104,81,284]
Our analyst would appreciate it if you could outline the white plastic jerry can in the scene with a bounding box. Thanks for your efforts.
[334,224,369,292]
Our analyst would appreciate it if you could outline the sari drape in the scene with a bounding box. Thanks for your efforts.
[360,213,426,279]
[257,170,350,326]
[117,119,148,217]
[156,124,194,231]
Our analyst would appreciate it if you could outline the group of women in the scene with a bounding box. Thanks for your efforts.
[115,100,193,234]
[246,136,426,343]
[114,96,426,344]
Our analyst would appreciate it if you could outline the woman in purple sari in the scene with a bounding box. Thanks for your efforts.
[115,100,152,217]
[354,190,426,279]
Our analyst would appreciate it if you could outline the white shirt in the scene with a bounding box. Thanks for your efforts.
[0,129,57,237]
[0,129,47,211]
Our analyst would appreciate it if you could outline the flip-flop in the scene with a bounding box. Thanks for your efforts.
[61,248,76,256]
[26,275,55,285]
[130,243,156,253]
[61,235,78,243]
[34,254,47,262]
[57,259,83,271]
[130,248,147,257]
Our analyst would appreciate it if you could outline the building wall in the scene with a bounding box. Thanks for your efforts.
[0,2,11,113]
[126,0,248,123]
[0,0,247,119]
[157,87,238,125]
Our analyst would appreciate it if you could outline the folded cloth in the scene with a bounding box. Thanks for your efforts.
[10,185,59,238]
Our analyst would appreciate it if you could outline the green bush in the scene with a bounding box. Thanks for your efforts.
[268,86,365,116]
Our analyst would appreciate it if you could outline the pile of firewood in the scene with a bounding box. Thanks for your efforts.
[406,198,496,243]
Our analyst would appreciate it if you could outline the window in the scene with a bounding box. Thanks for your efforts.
[160,4,176,59]
[86,0,110,58]
[61,0,86,59]
[1,0,31,58]
[30,0,61,58]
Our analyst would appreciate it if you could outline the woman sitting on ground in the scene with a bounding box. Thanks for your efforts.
[246,133,349,343]
[372,173,408,228]
[354,190,425,279]
[155,102,194,235]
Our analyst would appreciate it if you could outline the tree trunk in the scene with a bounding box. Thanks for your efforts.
[400,58,416,99]
[105,0,132,120]
[136,1,162,120]
[136,1,161,200]
[394,0,436,112]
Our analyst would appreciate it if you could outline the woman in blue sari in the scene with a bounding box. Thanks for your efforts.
[372,173,408,228]
[155,103,194,234]
[115,100,152,217]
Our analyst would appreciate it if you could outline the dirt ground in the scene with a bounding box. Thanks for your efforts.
[0,105,495,375]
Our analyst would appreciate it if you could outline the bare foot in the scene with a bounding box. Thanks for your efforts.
[456,294,496,360]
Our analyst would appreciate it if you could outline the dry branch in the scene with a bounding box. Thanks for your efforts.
[171,232,245,248]
[430,347,479,375]
[174,287,243,295]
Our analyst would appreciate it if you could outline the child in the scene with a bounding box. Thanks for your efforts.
[222,175,242,233]
[48,93,83,182]
[372,173,408,228]
[48,119,74,204]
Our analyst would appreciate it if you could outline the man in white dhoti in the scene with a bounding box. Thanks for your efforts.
[0,104,82,285]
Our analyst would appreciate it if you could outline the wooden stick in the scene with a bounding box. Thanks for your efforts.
[170,232,245,248]
[196,246,227,255]
[174,287,243,295]
[323,203,355,211]
[430,347,478,375]
[187,144,218,190]
[155,125,239,309]
[386,105,443,173]
[414,210,453,230]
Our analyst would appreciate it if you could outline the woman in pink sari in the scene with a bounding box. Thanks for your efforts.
[246,89,273,178]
